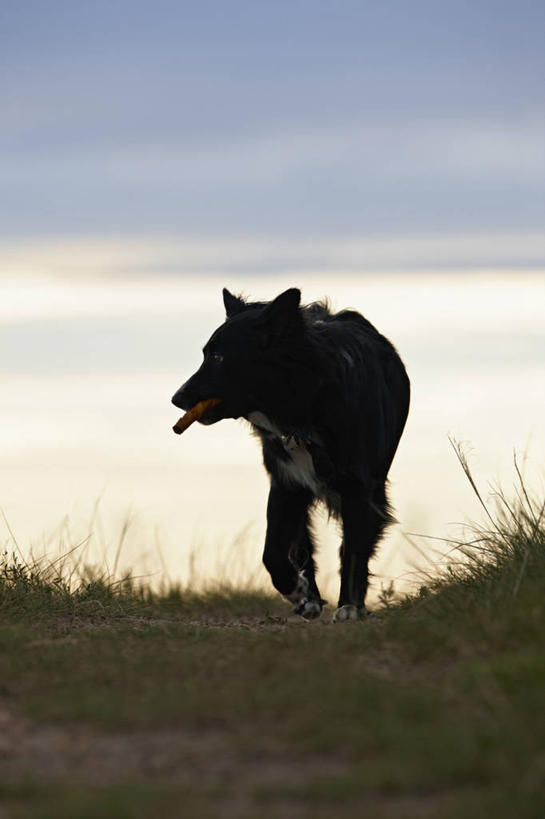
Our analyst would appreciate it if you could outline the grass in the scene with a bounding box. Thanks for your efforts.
[0,446,544,818]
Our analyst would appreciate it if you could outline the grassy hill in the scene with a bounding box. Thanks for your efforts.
[1,454,544,818]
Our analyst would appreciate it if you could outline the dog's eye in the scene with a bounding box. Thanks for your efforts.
[213,353,224,363]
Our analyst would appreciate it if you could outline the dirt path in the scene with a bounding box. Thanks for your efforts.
[0,708,452,818]
[0,707,342,786]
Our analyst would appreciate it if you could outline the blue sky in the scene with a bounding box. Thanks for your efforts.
[1,0,544,253]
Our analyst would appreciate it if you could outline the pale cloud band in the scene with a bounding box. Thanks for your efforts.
[1,232,543,285]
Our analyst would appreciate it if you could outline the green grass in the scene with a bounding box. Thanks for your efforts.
[0,448,544,818]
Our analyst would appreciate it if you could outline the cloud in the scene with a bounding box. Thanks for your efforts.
[1,118,544,236]
[0,232,543,295]
[2,3,543,237]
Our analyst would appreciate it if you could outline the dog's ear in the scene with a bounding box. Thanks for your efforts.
[261,288,302,338]
[264,288,301,318]
[223,288,246,318]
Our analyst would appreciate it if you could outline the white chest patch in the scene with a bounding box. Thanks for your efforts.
[248,411,282,437]
[248,411,321,495]
[278,444,320,494]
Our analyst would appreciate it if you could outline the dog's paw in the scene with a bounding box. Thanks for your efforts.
[332,604,363,623]
[283,573,309,606]
[294,598,323,620]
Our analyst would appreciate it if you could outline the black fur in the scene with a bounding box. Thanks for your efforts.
[172,288,410,620]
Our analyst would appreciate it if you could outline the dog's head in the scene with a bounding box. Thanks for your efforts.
[171,287,303,425]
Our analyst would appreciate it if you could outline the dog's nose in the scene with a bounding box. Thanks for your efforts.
[171,386,189,409]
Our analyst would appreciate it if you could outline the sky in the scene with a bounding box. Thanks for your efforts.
[1,3,544,590]
[1,0,544,266]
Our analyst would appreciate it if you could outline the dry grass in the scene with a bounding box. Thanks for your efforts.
[0,447,544,818]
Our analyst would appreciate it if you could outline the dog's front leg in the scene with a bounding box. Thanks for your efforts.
[262,483,323,619]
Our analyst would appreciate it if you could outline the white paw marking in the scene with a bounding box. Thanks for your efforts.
[299,600,322,620]
[332,604,360,623]
[283,573,309,605]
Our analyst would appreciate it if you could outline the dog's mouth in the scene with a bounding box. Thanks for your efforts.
[172,398,221,435]
[198,400,223,425]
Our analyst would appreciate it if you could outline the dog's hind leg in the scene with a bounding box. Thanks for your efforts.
[263,484,324,620]
[334,480,391,622]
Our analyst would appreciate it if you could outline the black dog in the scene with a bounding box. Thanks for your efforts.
[172,288,410,621]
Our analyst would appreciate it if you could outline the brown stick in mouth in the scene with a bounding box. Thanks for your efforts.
[172,398,221,435]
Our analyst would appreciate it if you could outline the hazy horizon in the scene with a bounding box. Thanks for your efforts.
[2,267,544,601]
